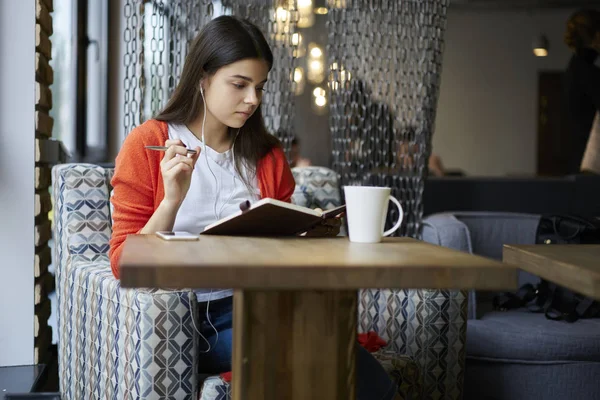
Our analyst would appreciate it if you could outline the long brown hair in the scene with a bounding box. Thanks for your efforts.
[155,16,281,185]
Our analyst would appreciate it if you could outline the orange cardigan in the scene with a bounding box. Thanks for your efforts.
[109,119,296,279]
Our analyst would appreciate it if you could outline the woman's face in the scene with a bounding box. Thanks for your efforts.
[202,58,269,129]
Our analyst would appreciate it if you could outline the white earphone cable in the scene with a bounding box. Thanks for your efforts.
[189,86,221,352]
[190,289,220,353]
[200,87,221,221]
[200,86,242,221]
[216,129,241,220]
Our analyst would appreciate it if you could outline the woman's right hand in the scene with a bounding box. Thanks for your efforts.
[160,139,201,209]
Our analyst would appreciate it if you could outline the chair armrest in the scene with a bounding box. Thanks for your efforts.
[359,288,467,400]
[422,214,480,320]
[56,256,198,399]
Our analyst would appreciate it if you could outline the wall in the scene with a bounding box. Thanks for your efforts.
[433,8,577,176]
[293,7,580,175]
[0,0,35,366]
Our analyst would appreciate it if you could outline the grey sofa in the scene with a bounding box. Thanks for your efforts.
[422,212,600,400]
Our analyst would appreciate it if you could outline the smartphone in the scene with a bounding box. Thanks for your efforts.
[155,231,200,241]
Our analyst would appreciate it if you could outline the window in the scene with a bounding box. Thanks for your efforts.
[49,0,75,157]
[50,0,108,162]
[52,0,229,160]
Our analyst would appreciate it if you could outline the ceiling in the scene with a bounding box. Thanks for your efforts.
[450,0,600,10]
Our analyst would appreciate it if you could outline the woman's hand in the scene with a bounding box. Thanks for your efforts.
[160,139,201,209]
[302,208,344,237]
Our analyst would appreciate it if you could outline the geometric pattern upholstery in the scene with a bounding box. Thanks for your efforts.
[291,166,347,235]
[52,164,199,400]
[359,289,467,400]
[198,376,231,400]
[376,351,424,400]
[52,163,466,400]
[291,166,342,210]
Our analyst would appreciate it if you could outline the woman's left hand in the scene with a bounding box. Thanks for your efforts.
[302,208,343,237]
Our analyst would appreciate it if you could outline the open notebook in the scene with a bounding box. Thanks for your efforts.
[202,198,345,236]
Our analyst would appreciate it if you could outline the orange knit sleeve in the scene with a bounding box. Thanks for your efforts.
[108,125,160,279]
[272,146,296,203]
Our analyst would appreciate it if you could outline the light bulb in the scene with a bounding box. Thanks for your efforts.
[276,7,288,22]
[292,33,301,46]
[294,68,304,83]
[315,95,327,107]
[310,60,322,71]
[310,47,322,58]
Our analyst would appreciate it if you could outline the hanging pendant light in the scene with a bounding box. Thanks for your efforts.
[533,35,549,57]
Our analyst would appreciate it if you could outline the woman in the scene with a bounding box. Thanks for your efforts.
[563,8,600,174]
[110,16,398,400]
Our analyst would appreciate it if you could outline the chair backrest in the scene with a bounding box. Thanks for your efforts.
[423,211,541,286]
[51,164,340,272]
[451,212,540,260]
[291,166,342,209]
[52,163,114,276]
[51,164,339,252]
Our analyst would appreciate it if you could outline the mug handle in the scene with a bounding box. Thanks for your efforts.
[383,195,403,237]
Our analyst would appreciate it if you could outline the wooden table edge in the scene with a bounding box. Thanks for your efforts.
[502,244,600,300]
[118,234,519,291]
[119,263,518,291]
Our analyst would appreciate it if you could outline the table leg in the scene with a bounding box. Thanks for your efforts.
[232,289,357,400]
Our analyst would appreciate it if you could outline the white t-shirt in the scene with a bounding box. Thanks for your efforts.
[168,123,261,302]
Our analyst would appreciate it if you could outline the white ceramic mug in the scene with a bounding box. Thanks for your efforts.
[343,186,403,243]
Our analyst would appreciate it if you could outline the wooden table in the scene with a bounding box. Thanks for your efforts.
[120,235,517,400]
[503,244,600,300]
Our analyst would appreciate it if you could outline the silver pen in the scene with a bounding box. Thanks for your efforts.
[145,145,198,155]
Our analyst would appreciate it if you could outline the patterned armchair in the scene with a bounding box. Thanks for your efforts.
[52,164,200,399]
[293,167,468,400]
[52,163,466,400]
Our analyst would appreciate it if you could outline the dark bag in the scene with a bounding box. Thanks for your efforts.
[494,214,600,322]
[536,214,600,245]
